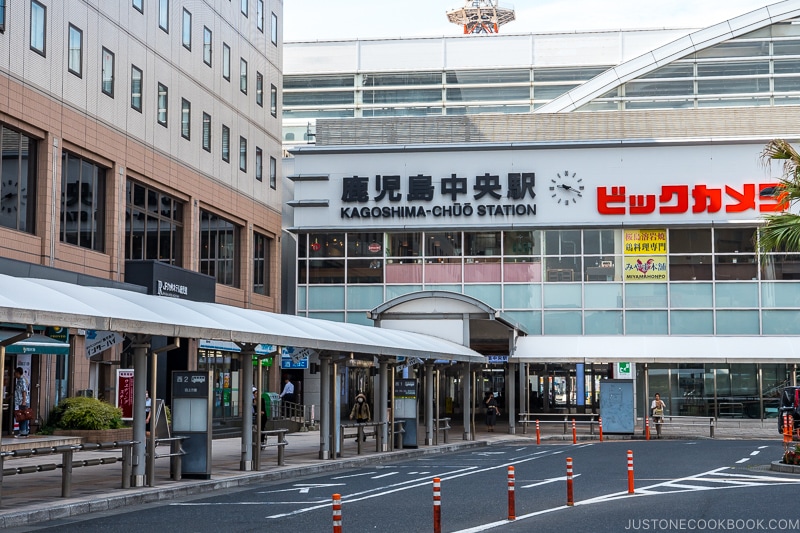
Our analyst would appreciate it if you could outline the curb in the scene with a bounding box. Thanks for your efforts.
[0,440,490,528]
[770,460,800,474]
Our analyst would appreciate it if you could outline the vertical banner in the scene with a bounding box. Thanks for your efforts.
[623,229,667,282]
[116,369,135,420]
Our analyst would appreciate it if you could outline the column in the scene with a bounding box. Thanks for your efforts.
[425,363,434,445]
[462,363,472,441]
[507,363,516,435]
[319,354,330,459]
[238,344,257,471]
[379,358,389,451]
[131,335,150,487]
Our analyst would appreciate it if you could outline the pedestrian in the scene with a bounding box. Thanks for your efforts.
[651,392,666,438]
[14,367,30,438]
[349,392,371,441]
[485,391,500,432]
[279,376,295,404]
[145,390,152,437]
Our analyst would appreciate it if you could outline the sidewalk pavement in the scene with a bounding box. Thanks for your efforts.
[0,417,785,528]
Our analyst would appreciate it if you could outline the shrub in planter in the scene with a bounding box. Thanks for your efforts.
[51,396,125,430]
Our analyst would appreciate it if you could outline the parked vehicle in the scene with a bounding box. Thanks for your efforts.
[778,386,800,434]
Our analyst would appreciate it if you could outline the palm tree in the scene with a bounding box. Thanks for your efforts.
[759,139,800,254]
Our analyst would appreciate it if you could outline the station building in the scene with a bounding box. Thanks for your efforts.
[0,0,284,433]
[284,1,800,424]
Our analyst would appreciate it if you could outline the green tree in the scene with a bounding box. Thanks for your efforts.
[759,139,800,254]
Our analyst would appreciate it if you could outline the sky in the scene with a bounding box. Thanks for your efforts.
[283,0,781,42]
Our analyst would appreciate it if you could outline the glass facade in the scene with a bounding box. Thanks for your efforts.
[296,228,800,335]
[124,180,184,265]
[60,151,105,252]
[0,124,37,233]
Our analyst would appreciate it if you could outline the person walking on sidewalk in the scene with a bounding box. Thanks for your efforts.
[14,367,30,438]
[349,392,371,441]
[485,392,500,432]
[279,376,295,404]
[651,392,666,438]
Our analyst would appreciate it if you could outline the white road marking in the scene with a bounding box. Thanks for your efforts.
[332,472,377,479]
[750,450,760,456]
[258,483,346,494]
[371,472,398,479]
[736,458,750,463]
[521,474,582,488]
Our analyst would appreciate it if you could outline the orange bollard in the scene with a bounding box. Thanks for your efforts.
[627,450,634,494]
[572,418,577,444]
[332,493,342,533]
[599,417,604,442]
[536,419,541,445]
[433,477,442,533]
[784,414,793,448]
[645,416,651,440]
[566,457,574,506]
[507,466,516,520]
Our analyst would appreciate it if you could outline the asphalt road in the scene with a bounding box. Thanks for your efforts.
[15,439,800,533]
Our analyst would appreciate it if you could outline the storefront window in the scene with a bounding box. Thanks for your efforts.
[307,232,345,258]
[465,231,501,256]
[60,152,106,251]
[386,232,422,258]
[347,259,382,284]
[503,230,539,256]
[309,259,344,284]
[425,232,461,257]
[347,232,384,257]
[125,180,184,265]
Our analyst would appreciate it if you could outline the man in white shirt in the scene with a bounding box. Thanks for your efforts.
[279,377,295,404]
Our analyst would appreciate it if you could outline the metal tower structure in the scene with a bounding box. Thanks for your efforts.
[446,0,516,34]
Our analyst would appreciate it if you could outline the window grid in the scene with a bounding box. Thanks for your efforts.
[253,232,271,295]
[125,180,184,266]
[199,209,239,287]
[239,136,247,171]
[269,156,276,189]
[131,65,143,112]
[158,0,168,33]
[30,0,46,56]
[157,83,168,126]
[60,151,105,252]
[202,112,211,152]
[68,24,82,77]
[203,27,212,66]
[101,47,115,97]
[240,58,248,94]
[222,43,230,81]
[181,98,191,140]
[221,125,230,162]
[182,8,191,50]
[0,124,37,233]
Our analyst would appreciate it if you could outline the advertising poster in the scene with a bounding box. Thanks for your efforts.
[116,369,135,420]
[624,229,667,282]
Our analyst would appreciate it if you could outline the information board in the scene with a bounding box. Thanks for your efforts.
[599,379,635,434]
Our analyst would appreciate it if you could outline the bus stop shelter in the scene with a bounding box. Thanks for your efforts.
[0,274,484,486]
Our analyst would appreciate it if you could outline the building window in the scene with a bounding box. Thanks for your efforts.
[67,24,82,77]
[199,210,239,287]
[222,43,230,81]
[203,26,212,66]
[131,65,143,112]
[255,147,263,181]
[60,151,106,252]
[181,98,191,140]
[182,8,191,50]
[157,83,168,126]
[221,125,230,162]
[271,12,278,46]
[253,232,271,295]
[30,0,46,56]
[239,137,247,171]
[241,0,248,17]
[101,47,115,97]
[269,156,276,189]
[132,0,143,14]
[257,0,264,32]
[240,58,248,94]
[0,0,7,32]
[256,72,263,107]
[125,180,184,265]
[0,125,37,233]
[270,84,277,117]
[158,0,169,33]
[202,112,211,152]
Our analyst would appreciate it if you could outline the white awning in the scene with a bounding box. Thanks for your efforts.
[0,274,483,363]
[513,336,800,364]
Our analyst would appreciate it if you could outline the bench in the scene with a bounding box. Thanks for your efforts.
[0,440,138,502]
[340,422,383,456]
[254,428,289,467]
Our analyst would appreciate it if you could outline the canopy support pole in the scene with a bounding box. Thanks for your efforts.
[238,344,257,471]
[131,335,150,487]
[319,354,331,459]
[424,362,434,445]
[462,363,472,441]
[379,358,389,451]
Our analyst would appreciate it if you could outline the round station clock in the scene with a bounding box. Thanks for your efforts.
[549,171,584,206]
